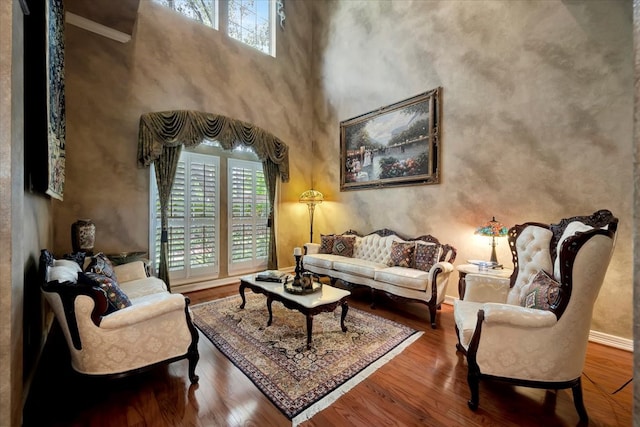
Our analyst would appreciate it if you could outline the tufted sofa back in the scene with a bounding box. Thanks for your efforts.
[352,233,404,264]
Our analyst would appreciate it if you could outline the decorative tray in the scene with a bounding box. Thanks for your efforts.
[284,278,322,295]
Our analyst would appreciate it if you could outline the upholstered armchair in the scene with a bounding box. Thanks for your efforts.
[39,250,200,383]
[454,210,618,423]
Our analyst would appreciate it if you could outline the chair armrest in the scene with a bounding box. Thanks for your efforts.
[463,274,510,303]
[113,261,148,283]
[482,303,557,328]
[304,243,320,255]
[99,293,187,329]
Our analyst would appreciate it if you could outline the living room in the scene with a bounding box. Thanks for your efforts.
[0,0,636,426]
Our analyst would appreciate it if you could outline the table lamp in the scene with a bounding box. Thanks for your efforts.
[475,216,508,264]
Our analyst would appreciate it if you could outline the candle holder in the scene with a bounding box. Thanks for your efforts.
[293,254,302,286]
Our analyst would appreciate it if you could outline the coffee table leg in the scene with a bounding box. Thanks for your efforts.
[266,296,274,326]
[239,282,247,309]
[340,301,348,332]
[306,314,313,350]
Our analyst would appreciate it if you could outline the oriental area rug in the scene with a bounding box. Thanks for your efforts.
[191,293,422,426]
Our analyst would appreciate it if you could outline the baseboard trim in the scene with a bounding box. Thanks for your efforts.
[443,296,632,352]
[173,267,295,294]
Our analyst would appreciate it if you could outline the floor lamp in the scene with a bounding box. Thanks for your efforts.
[299,189,323,243]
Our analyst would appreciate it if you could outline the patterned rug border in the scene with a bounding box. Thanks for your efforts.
[191,294,422,425]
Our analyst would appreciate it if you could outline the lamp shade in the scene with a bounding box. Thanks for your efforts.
[299,189,323,204]
[475,216,508,237]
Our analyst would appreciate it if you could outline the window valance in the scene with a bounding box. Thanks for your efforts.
[137,110,289,182]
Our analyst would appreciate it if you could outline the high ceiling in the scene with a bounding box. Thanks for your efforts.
[65,0,140,35]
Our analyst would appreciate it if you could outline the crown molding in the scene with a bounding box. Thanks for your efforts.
[65,12,131,43]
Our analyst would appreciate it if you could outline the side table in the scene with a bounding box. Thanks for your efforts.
[456,264,513,299]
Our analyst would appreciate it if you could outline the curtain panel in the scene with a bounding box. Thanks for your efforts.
[138,110,290,289]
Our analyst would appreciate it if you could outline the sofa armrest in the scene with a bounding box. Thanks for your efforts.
[304,243,320,255]
[462,274,510,303]
[113,261,149,283]
[99,293,187,329]
[482,303,558,328]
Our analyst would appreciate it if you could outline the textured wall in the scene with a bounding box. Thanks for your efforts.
[57,1,315,268]
[57,0,633,339]
[312,0,633,338]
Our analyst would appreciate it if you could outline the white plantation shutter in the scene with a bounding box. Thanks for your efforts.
[228,158,269,273]
[150,152,219,280]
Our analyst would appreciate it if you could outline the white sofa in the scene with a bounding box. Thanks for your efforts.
[39,250,199,382]
[303,229,457,328]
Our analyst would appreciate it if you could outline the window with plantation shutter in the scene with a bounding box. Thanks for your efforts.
[228,158,269,274]
[150,151,220,281]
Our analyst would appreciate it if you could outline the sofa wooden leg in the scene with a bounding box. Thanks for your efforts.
[428,304,437,328]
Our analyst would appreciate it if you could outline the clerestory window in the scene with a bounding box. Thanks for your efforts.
[154,0,276,56]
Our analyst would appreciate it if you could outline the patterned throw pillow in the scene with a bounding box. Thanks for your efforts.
[520,270,560,310]
[332,235,356,257]
[414,243,440,272]
[79,272,132,313]
[389,241,415,268]
[85,253,118,281]
[319,234,336,254]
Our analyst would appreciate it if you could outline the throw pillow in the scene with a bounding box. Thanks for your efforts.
[332,235,356,257]
[79,272,132,313]
[62,251,87,269]
[85,253,118,281]
[319,234,336,254]
[47,265,80,283]
[389,241,415,268]
[520,270,560,310]
[414,243,441,272]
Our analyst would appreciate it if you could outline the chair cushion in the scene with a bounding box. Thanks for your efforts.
[520,270,560,310]
[78,272,132,313]
[389,241,415,267]
[414,242,441,271]
[303,253,343,270]
[453,300,485,348]
[332,258,387,279]
[118,276,168,299]
[319,234,335,254]
[332,235,356,257]
[374,267,430,292]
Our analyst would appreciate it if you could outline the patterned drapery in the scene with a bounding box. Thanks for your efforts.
[138,110,289,290]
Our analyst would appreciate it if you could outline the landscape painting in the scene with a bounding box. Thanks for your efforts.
[340,88,441,191]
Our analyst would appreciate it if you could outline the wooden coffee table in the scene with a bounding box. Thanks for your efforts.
[239,274,351,349]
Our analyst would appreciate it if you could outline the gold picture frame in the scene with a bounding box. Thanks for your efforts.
[340,87,441,191]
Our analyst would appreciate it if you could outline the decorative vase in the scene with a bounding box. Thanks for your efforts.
[71,219,95,254]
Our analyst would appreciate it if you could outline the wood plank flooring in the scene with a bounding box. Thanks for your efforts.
[23,283,633,426]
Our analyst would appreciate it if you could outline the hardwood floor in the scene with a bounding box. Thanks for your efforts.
[24,283,633,427]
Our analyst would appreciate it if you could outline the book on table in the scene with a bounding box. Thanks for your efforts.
[255,270,286,283]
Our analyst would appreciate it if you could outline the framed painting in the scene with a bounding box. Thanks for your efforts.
[340,87,441,191]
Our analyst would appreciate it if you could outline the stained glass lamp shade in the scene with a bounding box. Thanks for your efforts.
[475,216,509,264]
